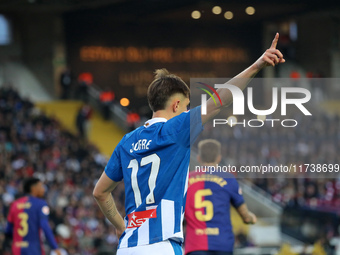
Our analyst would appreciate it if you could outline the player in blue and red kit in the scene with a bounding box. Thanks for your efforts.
[93,33,284,255]
[185,139,256,255]
[5,178,61,255]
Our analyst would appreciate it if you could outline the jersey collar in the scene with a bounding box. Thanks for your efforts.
[144,117,167,127]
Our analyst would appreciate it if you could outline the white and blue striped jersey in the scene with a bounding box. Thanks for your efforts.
[105,106,203,249]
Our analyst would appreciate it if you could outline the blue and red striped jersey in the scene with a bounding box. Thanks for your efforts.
[184,171,244,254]
[6,196,58,255]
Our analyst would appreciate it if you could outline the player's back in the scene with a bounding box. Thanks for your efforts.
[8,196,49,255]
[184,171,244,254]
[105,107,203,249]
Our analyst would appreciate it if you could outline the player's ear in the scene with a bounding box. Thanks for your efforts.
[197,155,202,163]
[216,154,222,164]
[172,100,180,113]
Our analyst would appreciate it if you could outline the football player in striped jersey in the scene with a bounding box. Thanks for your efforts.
[93,33,284,255]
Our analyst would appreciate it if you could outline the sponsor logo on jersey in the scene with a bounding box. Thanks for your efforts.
[127,209,157,229]
[195,227,220,236]
[15,241,29,247]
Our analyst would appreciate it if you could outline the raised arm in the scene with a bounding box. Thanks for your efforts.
[201,33,285,125]
[93,172,126,237]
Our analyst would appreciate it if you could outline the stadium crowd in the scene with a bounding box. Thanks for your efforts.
[0,86,125,254]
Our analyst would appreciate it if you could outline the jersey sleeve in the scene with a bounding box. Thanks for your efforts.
[5,222,13,236]
[39,201,50,221]
[163,106,203,147]
[228,178,245,208]
[104,140,123,182]
[39,201,58,250]
[40,219,58,250]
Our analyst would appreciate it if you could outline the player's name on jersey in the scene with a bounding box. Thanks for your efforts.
[188,174,227,187]
[16,202,32,209]
[130,139,152,153]
[195,227,220,236]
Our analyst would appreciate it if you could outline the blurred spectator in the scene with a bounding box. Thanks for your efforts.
[75,103,92,140]
[99,89,115,120]
[77,72,93,101]
[290,70,301,79]
[126,110,140,131]
[59,68,73,100]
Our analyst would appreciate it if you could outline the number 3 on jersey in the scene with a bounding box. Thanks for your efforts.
[128,153,160,207]
[18,212,29,237]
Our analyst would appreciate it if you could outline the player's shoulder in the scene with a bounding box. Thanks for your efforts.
[9,198,19,210]
[29,197,50,215]
[119,126,145,145]
[166,106,201,128]
[11,196,23,204]
[223,173,239,183]
[10,196,28,207]
[29,196,48,207]
[167,109,191,122]
[223,172,238,180]
[213,172,239,186]
[221,173,242,193]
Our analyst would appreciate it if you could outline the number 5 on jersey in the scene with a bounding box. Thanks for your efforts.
[195,189,214,221]
[128,153,160,207]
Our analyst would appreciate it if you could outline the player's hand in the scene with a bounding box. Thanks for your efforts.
[248,211,257,224]
[254,33,285,69]
[116,228,125,239]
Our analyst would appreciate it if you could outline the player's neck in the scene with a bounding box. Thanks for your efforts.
[29,192,39,198]
[202,163,219,166]
[152,110,174,120]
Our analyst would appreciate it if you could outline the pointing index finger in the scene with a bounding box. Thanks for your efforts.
[270,32,279,49]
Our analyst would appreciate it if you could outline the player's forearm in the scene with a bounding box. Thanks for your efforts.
[218,62,260,107]
[241,212,255,224]
[236,203,256,224]
[202,34,284,125]
[40,219,58,250]
[202,63,260,124]
[94,193,126,232]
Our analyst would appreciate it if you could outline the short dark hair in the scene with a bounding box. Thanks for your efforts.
[147,69,190,112]
[198,139,221,163]
[23,178,41,194]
